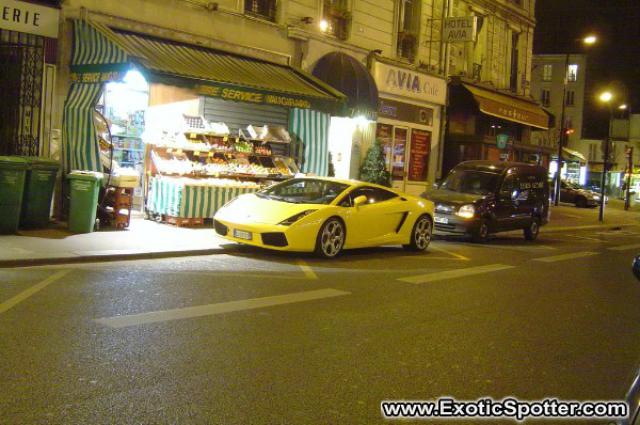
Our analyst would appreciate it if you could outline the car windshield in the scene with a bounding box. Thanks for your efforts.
[257,179,349,205]
[440,169,500,195]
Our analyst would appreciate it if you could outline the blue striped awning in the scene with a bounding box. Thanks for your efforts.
[289,108,330,176]
[62,83,103,172]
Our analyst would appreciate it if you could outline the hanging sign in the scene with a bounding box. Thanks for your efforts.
[496,133,509,150]
[443,17,477,43]
[0,0,59,38]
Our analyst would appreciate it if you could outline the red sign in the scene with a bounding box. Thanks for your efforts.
[408,129,431,181]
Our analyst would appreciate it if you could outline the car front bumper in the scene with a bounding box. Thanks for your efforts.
[433,213,481,235]
[213,218,318,252]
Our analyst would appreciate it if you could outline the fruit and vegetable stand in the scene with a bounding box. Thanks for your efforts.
[144,116,297,225]
[147,176,258,219]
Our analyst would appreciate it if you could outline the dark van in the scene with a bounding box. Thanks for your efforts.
[422,161,549,242]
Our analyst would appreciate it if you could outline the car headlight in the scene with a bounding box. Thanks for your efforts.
[279,210,317,226]
[456,204,475,219]
[592,195,601,201]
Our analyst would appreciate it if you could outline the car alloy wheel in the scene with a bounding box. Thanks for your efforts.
[317,218,345,258]
[414,216,432,250]
[404,215,432,251]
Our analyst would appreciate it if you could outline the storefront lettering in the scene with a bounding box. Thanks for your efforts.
[385,69,441,98]
[2,6,39,26]
[197,85,311,109]
[70,72,124,83]
[0,0,58,38]
[374,62,447,105]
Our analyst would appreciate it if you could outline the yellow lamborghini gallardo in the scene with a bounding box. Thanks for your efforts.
[213,177,435,258]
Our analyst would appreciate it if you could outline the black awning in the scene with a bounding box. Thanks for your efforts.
[312,52,379,120]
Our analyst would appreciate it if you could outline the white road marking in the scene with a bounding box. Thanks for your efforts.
[297,260,318,280]
[398,264,515,284]
[607,243,640,251]
[429,244,470,261]
[95,288,350,328]
[533,251,599,263]
[0,269,72,314]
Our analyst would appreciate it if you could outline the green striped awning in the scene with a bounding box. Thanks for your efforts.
[289,108,330,176]
[62,83,103,172]
[70,20,345,112]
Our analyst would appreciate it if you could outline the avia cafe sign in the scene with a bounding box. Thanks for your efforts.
[0,0,59,38]
[373,62,446,106]
[443,16,477,42]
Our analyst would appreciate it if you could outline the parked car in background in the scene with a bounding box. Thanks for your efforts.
[423,161,549,243]
[551,180,605,208]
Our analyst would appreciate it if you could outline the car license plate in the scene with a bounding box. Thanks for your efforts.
[233,229,252,240]
[434,216,449,224]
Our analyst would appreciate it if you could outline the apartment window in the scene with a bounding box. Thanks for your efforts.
[542,64,553,81]
[510,32,520,92]
[566,90,575,106]
[589,143,598,161]
[244,0,277,21]
[541,89,551,107]
[396,0,420,61]
[322,0,351,40]
[567,64,578,82]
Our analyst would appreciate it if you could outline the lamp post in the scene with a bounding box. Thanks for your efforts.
[554,35,598,206]
[598,91,613,222]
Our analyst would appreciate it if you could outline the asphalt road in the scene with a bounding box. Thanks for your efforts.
[1,224,640,424]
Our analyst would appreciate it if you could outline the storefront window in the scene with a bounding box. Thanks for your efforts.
[392,128,407,181]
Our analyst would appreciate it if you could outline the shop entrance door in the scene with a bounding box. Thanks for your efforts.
[390,126,408,191]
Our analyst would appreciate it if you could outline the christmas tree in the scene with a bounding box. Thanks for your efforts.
[360,139,391,187]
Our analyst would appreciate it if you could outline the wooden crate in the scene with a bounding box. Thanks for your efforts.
[162,215,205,227]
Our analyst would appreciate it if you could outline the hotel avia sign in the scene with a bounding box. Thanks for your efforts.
[373,62,447,106]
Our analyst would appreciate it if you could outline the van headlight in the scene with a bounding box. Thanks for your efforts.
[456,204,475,219]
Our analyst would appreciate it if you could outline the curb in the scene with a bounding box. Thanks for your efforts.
[0,247,227,269]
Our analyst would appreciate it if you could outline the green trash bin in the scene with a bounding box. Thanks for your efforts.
[68,171,103,234]
[19,157,60,228]
[0,156,29,234]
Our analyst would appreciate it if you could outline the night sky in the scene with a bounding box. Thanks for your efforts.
[534,0,640,138]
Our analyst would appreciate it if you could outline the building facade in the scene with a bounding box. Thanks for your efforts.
[1,0,545,199]
[530,53,587,182]
[440,0,550,177]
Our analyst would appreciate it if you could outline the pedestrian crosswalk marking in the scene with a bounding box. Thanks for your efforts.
[532,251,598,263]
[398,264,514,284]
[95,288,350,328]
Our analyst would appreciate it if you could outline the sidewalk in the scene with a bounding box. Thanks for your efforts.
[1,201,638,268]
[0,217,226,267]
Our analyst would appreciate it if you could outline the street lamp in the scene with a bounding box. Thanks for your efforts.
[598,91,614,222]
[554,35,598,206]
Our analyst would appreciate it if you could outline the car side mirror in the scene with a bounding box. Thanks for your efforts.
[633,256,640,281]
[353,195,368,207]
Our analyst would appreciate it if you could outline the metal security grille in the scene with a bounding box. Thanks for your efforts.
[0,29,44,156]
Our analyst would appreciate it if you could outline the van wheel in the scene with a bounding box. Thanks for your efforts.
[471,219,489,243]
[524,218,540,241]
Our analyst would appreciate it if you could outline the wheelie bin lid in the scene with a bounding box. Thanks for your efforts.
[18,156,60,170]
[0,156,29,169]
[67,170,104,182]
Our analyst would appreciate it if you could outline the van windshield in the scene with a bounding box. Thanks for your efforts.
[440,169,500,195]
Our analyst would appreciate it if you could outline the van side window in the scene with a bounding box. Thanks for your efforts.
[500,175,515,197]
